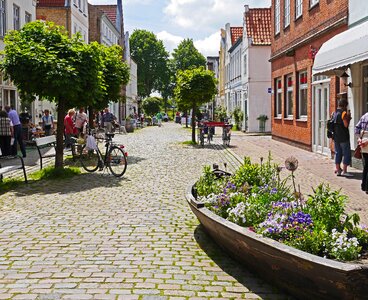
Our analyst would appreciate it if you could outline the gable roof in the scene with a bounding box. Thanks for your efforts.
[37,0,66,7]
[230,27,242,46]
[245,8,271,46]
[95,5,117,25]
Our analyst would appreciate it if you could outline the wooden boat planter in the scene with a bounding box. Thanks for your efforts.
[186,184,368,300]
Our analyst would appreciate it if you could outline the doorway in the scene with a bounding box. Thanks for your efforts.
[313,82,330,155]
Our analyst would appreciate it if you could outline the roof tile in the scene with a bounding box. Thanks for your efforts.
[95,5,117,25]
[230,27,243,45]
[245,8,271,45]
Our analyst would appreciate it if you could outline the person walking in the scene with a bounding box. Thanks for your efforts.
[41,109,54,136]
[332,98,352,177]
[64,109,76,148]
[156,112,163,127]
[75,107,88,136]
[102,108,116,133]
[355,112,368,193]
[4,106,26,157]
[0,110,13,156]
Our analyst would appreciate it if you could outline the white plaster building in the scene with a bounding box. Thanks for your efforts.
[0,0,36,112]
[124,31,138,118]
[206,56,219,119]
[241,5,271,132]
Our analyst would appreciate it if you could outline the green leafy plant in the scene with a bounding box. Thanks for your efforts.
[232,107,244,131]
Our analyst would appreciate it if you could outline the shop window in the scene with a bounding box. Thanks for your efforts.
[285,74,293,118]
[298,71,308,118]
[275,78,282,117]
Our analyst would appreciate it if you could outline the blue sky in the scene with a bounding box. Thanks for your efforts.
[89,0,271,56]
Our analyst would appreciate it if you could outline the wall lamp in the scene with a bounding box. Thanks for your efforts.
[341,71,353,88]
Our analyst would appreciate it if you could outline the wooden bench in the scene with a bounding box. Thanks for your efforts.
[35,135,56,170]
[0,155,28,183]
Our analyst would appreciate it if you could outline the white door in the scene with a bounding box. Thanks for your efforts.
[313,83,330,155]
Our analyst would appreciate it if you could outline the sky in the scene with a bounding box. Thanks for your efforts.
[89,0,271,57]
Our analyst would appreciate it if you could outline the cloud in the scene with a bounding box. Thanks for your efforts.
[164,0,271,32]
[157,30,220,58]
[194,31,220,57]
[156,31,183,53]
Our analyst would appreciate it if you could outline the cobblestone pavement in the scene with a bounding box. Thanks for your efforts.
[0,123,289,299]
[229,131,368,224]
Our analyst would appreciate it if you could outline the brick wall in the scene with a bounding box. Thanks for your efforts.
[36,7,70,35]
[270,0,348,150]
[88,4,102,43]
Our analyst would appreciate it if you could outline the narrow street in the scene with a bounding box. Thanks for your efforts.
[0,123,288,299]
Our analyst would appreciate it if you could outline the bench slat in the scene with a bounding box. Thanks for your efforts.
[0,165,23,175]
[35,136,56,146]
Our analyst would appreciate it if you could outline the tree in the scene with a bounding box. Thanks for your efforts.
[172,39,206,72]
[142,97,162,117]
[175,67,217,143]
[1,21,129,168]
[130,30,169,98]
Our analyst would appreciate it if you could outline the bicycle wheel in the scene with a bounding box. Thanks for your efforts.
[108,146,127,177]
[79,145,99,172]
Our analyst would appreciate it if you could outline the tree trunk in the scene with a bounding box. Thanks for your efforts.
[191,105,196,143]
[185,110,188,128]
[55,98,66,169]
[88,106,94,132]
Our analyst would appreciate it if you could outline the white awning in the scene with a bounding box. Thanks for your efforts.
[312,21,368,76]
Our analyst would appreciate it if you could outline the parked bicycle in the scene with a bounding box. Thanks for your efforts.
[79,131,127,177]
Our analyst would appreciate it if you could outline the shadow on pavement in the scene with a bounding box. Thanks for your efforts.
[11,172,130,197]
[193,225,293,299]
[127,156,146,165]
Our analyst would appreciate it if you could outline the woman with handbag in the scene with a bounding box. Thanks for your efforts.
[355,112,368,193]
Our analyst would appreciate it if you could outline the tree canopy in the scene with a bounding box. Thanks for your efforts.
[142,97,162,117]
[175,66,217,142]
[130,29,169,98]
[1,21,129,168]
[171,39,206,73]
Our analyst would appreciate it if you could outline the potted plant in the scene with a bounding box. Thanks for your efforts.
[125,115,134,133]
[257,114,268,132]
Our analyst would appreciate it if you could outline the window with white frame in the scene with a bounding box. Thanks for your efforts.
[243,54,247,77]
[310,0,319,8]
[275,78,282,117]
[0,0,6,37]
[295,0,302,18]
[298,70,308,118]
[13,5,20,31]
[275,0,280,34]
[25,12,31,24]
[284,0,290,27]
[285,74,293,118]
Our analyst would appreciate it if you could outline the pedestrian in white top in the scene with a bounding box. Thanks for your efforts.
[75,107,88,135]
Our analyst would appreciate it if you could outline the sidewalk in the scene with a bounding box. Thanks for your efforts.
[226,131,368,224]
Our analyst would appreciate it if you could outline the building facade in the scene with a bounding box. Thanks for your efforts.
[313,0,368,161]
[206,56,219,119]
[271,0,348,153]
[124,31,138,118]
[242,6,271,132]
[0,0,36,112]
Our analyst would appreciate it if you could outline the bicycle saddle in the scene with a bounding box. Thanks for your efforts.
[105,132,115,139]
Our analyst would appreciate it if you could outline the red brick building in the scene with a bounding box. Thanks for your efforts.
[270,0,348,154]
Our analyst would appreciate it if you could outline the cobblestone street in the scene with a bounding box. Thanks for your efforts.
[0,123,288,299]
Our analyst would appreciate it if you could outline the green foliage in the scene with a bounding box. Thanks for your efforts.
[196,165,224,197]
[172,39,206,72]
[142,97,162,117]
[215,106,227,121]
[305,184,346,232]
[196,153,365,261]
[130,29,169,98]
[175,66,217,143]
[232,107,244,130]
[30,166,81,180]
